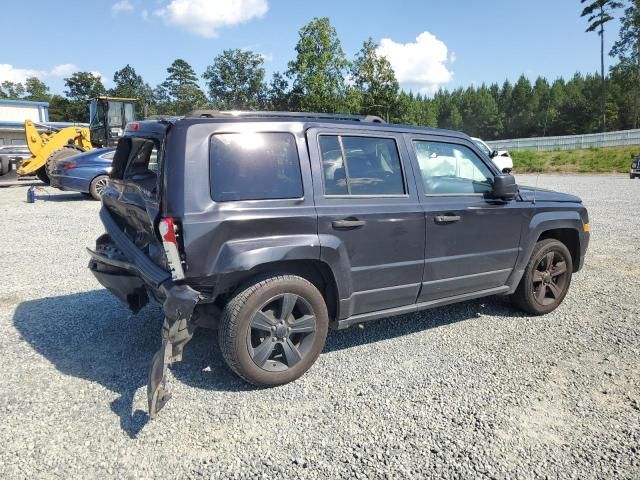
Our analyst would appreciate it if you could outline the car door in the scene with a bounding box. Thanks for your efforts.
[307,128,425,318]
[406,134,524,302]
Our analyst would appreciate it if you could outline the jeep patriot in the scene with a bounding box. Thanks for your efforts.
[87,111,590,417]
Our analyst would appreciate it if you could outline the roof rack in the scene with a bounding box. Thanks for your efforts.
[185,110,386,123]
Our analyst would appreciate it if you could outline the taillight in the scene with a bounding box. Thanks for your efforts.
[62,161,77,171]
[158,217,185,281]
[126,122,140,132]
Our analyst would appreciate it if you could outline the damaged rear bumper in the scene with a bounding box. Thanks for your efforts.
[88,206,201,418]
[87,206,200,315]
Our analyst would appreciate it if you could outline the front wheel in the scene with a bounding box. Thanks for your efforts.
[219,275,329,387]
[511,239,573,315]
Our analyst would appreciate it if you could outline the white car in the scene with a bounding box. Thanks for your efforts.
[472,137,513,173]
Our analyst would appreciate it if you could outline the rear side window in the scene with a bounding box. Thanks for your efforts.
[209,132,303,202]
[319,135,405,196]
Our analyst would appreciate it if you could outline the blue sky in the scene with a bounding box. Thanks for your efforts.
[0,0,624,95]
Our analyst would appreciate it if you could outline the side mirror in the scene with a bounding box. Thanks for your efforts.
[491,150,499,158]
[490,174,518,200]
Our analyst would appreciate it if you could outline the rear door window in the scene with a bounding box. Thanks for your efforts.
[209,132,303,202]
[319,135,406,196]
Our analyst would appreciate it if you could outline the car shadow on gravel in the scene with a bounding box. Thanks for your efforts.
[324,295,522,353]
[13,290,521,438]
[12,290,253,438]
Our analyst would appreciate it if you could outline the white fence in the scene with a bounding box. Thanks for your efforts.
[488,128,640,152]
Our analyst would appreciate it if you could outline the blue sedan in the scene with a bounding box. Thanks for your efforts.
[49,148,116,200]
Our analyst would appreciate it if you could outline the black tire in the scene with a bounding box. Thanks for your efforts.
[89,174,109,200]
[219,275,329,387]
[511,238,573,315]
[35,166,50,185]
[45,146,83,176]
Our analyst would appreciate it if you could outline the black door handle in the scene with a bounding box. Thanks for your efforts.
[332,218,366,230]
[434,215,461,224]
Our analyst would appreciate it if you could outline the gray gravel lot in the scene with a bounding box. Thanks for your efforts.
[0,175,639,479]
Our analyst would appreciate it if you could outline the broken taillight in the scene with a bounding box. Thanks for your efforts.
[158,217,185,281]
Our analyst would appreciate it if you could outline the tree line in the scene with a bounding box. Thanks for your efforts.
[1,5,639,140]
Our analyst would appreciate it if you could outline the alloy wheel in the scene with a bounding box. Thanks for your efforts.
[532,251,569,306]
[94,177,109,197]
[246,293,317,372]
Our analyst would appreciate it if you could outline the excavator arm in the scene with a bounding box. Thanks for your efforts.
[17,120,92,177]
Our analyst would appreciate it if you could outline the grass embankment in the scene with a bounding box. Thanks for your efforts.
[511,145,639,173]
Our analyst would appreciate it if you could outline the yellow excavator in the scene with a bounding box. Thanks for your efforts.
[17,96,136,184]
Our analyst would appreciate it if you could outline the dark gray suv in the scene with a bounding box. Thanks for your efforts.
[87,111,590,417]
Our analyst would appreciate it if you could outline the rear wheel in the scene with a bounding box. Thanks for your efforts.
[219,275,329,387]
[89,174,109,200]
[511,239,573,315]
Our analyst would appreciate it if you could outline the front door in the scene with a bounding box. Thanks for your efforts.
[406,135,524,302]
[307,128,425,318]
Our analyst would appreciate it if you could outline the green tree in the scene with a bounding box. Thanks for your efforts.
[0,81,25,99]
[351,38,399,121]
[203,49,266,109]
[64,72,106,122]
[508,75,536,137]
[23,77,50,101]
[110,64,154,117]
[160,59,207,115]
[610,0,640,128]
[287,17,349,113]
[266,72,290,110]
[581,0,624,131]
[48,95,73,122]
[467,85,502,138]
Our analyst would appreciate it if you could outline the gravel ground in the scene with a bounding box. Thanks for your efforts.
[0,175,638,479]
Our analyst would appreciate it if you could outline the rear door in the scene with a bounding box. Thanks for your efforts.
[406,134,524,301]
[307,128,425,318]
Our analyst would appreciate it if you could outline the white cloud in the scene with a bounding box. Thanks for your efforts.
[260,53,273,62]
[141,9,149,21]
[449,52,457,64]
[155,0,268,38]
[50,63,78,77]
[112,0,134,14]
[377,32,453,95]
[0,63,81,84]
[0,64,43,83]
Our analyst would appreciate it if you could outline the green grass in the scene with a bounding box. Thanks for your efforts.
[511,145,639,173]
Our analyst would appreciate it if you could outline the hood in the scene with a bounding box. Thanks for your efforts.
[518,185,582,203]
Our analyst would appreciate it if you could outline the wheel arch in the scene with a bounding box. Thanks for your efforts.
[214,259,340,322]
[537,228,580,272]
[507,212,586,292]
